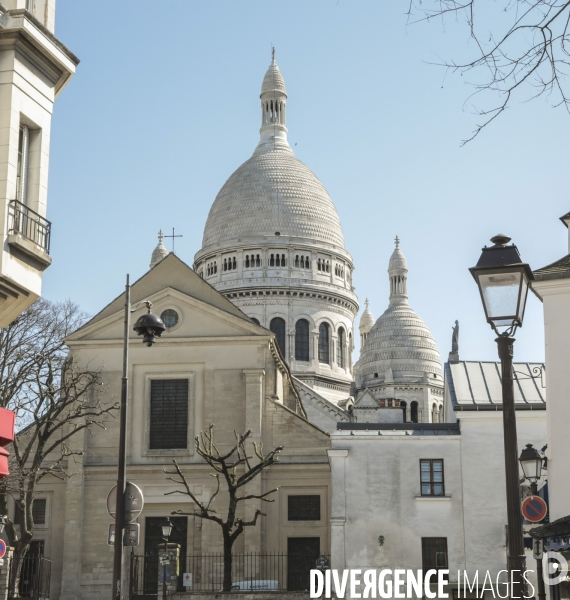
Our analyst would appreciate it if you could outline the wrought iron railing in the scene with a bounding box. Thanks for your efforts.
[16,556,51,599]
[129,551,327,596]
[8,200,51,254]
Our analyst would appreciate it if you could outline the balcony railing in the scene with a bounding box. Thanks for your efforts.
[8,200,51,254]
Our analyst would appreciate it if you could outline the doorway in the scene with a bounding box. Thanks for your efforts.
[287,537,320,591]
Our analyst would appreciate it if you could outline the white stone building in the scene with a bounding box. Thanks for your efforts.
[330,360,547,597]
[193,56,358,403]
[0,0,77,325]
[352,239,444,423]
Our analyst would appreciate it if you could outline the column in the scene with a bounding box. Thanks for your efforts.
[242,370,265,554]
[328,449,349,571]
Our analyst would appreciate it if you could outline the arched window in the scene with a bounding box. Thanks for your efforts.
[401,401,407,423]
[245,255,250,268]
[250,317,260,325]
[232,257,236,270]
[281,254,286,267]
[270,254,275,266]
[411,401,419,423]
[337,327,345,368]
[270,318,286,355]
[318,323,330,364]
[256,254,261,267]
[295,319,310,361]
[432,403,437,423]
[295,255,299,267]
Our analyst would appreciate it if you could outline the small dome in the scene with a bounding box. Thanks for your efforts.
[356,304,442,382]
[359,299,375,331]
[389,236,407,271]
[150,230,168,269]
[261,60,286,96]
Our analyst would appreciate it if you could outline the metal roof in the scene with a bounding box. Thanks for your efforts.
[533,253,570,281]
[445,361,546,410]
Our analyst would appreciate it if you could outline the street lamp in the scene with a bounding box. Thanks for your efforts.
[470,234,534,600]
[112,275,165,600]
[519,444,543,495]
[161,517,173,600]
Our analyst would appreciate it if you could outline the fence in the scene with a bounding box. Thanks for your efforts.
[130,552,327,596]
[12,556,51,600]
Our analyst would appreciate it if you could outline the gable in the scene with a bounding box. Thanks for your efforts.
[354,389,378,408]
[80,253,248,330]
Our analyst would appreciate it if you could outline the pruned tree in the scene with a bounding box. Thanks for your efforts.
[165,425,283,592]
[0,299,118,596]
[407,0,570,143]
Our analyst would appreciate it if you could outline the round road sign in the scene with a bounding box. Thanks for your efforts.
[0,539,7,559]
[522,495,548,523]
[107,482,144,523]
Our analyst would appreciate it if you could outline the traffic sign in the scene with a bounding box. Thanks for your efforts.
[183,573,193,587]
[0,539,7,559]
[522,495,548,523]
[160,553,170,565]
[106,482,144,523]
[107,523,140,546]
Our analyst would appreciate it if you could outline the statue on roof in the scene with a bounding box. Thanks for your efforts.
[450,320,459,361]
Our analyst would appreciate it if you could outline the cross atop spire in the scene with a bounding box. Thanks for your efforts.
[395,235,400,248]
[365,298,370,309]
[158,229,164,244]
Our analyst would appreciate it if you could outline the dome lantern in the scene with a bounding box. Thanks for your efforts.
[389,236,409,306]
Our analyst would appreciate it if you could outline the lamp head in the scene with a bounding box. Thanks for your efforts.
[469,235,534,334]
[133,306,165,347]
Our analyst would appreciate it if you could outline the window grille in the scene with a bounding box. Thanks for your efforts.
[14,498,46,525]
[295,319,310,361]
[318,323,330,364]
[149,379,189,450]
[420,459,444,496]
[270,318,286,355]
[288,495,320,521]
[421,537,448,572]
[337,327,345,367]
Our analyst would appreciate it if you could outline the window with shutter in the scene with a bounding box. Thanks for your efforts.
[149,379,189,450]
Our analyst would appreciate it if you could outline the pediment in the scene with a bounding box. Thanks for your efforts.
[353,389,378,408]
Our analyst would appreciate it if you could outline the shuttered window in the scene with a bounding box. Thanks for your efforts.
[149,379,189,450]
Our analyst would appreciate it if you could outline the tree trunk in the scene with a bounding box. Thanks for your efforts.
[222,534,233,592]
[8,541,30,598]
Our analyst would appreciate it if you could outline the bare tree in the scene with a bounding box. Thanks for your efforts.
[0,299,118,596]
[165,425,283,592]
[407,0,570,143]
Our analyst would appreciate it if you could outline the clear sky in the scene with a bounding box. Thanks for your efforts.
[45,0,569,364]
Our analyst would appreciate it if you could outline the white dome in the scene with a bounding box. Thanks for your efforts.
[202,147,345,249]
[261,60,286,95]
[357,304,442,381]
[359,299,375,330]
[150,230,168,269]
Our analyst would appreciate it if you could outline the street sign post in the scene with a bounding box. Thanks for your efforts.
[107,482,144,523]
[533,538,543,560]
[522,495,548,523]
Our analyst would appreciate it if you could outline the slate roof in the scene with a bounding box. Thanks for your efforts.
[445,361,546,411]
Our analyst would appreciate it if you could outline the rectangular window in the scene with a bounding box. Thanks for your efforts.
[421,537,448,571]
[149,379,189,450]
[16,124,30,204]
[420,459,444,496]
[14,498,47,525]
[288,495,320,521]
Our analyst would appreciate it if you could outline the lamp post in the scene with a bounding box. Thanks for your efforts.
[519,444,546,600]
[112,275,165,600]
[470,234,534,600]
[161,517,173,600]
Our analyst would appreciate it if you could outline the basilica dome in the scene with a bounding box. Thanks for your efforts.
[356,239,442,384]
[202,148,345,249]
